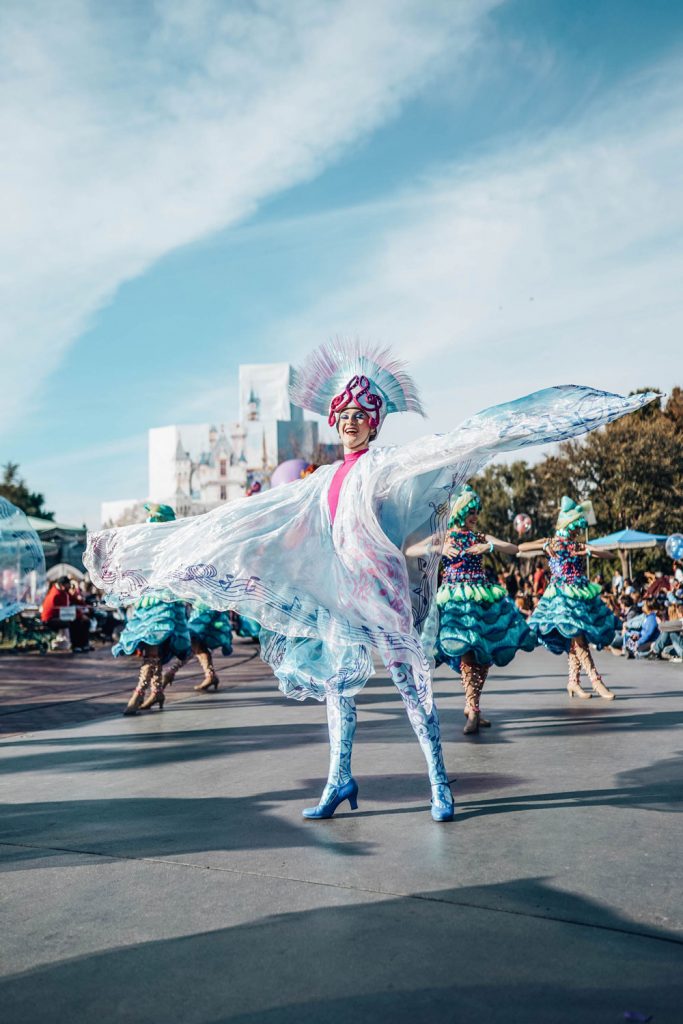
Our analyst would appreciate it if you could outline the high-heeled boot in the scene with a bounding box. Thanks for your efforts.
[567,643,591,699]
[124,660,154,715]
[464,664,491,728]
[162,657,185,689]
[138,658,165,710]
[461,662,481,733]
[303,696,358,819]
[387,661,454,822]
[194,648,219,691]
[574,642,615,700]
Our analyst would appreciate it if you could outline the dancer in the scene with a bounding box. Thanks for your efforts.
[113,504,191,715]
[163,603,233,692]
[526,496,618,699]
[434,485,535,734]
[85,342,655,819]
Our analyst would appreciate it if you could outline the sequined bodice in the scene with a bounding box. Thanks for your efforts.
[441,530,488,584]
[548,537,588,586]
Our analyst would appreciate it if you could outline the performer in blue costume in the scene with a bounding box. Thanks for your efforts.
[0,497,45,621]
[162,602,233,692]
[434,485,535,734]
[85,341,655,819]
[528,496,617,700]
[113,504,191,715]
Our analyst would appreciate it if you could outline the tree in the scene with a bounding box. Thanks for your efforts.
[0,463,54,520]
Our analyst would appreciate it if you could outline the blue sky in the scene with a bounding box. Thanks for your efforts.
[2,0,681,527]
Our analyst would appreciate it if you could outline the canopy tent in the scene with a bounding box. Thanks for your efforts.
[588,528,668,576]
[46,563,86,582]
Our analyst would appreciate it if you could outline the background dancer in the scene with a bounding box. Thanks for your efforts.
[525,496,617,700]
[435,485,535,734]
[163,602,233,692]
[86,342,656,820]
[112,504,191,715]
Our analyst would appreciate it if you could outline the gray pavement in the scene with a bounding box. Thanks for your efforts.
[1,646,682,1022]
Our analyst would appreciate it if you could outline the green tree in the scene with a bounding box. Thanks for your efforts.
[0,463,54,520]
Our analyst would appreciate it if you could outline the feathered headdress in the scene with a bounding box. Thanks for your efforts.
[289,339,425,434]
[144,503,176,524]
[448,485,482,528]
[555,496,590,535]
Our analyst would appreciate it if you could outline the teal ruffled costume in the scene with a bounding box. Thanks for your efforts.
[188,604,233,655]
[435,528,535,669]
[113,596,191,663]
[529,570,618,655]
[234,614,260,640]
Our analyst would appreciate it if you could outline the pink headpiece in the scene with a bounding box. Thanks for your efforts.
[290,339,425,436]
[328,374,383,429]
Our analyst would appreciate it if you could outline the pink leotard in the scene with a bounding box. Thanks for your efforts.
[327,448,369,523]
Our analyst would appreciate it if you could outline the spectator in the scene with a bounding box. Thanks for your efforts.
[648,602,683,663]
[41,575,91,652]
[644,571,671,601]
[532,562,548,598]
[629,601,660,658]
[611,570,623,594]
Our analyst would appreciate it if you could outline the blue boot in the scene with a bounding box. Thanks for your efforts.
[303,696,358,821]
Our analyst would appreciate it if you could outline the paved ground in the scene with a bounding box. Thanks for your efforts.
[1,643,681,1022]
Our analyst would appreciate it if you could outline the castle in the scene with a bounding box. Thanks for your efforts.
[101,363,335,527]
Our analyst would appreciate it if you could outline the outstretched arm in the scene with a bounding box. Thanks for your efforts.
[485,535,518,556]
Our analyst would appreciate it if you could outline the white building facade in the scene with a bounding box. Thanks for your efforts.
[101,362,323,526]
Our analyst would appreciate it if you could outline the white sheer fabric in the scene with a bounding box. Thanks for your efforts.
[85,385,656,710]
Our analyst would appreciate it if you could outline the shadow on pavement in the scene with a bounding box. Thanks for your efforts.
[0,878,680,1024]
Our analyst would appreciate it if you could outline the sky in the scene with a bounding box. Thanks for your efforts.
[1,0,681,527]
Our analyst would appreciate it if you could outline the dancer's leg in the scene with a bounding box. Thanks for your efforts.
[567,641,591,699]
[386,661,453,818]
[162,656,188,689]
[194,641,219,691]
[302,695,358,819]
[139,646,165,710]
[124,656,153,715]
[461,655,490,732]
[574,636,615,700]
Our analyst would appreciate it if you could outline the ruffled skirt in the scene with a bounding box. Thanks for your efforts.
[529,583,619,654]
[435,582,535,669]
[188,608,233,655]
[113,601,191,663]
[234,614,261,640]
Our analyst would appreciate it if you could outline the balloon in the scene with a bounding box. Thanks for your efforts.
[665,533,683,561]
[513,513,532,537]
[270,459,309,488]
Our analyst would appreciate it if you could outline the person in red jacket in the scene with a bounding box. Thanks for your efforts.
[41,576,91,651]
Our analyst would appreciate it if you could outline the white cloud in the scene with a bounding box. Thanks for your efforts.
[273,60,683,443]
[0,0,498,436]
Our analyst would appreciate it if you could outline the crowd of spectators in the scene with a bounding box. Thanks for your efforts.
[497,560,683,664]
[39,575,124,653]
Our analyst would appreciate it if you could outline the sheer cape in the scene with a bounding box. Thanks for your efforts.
[85,385,655,709]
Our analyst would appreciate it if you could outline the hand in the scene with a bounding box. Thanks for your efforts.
[467,542,492,556]
[442,539,459,559]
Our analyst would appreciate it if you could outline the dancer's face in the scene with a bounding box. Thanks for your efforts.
[337,408,372,452]
[464,510,479,530]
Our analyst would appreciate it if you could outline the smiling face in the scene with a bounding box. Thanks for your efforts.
[337,407,373,452]
[464,510,479,530]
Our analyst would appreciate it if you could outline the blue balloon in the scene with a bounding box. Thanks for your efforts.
[665,533,683,561]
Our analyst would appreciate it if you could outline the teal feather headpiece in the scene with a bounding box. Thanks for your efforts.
[448,485,482,528]
[144,503,176,524]
[555,496,588,536]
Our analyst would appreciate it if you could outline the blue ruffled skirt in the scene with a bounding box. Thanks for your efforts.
[435,582,535,669]
[529,585,618,654]
[234,614,260,639]
[113,600,191,663]
[188,607,233,655]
